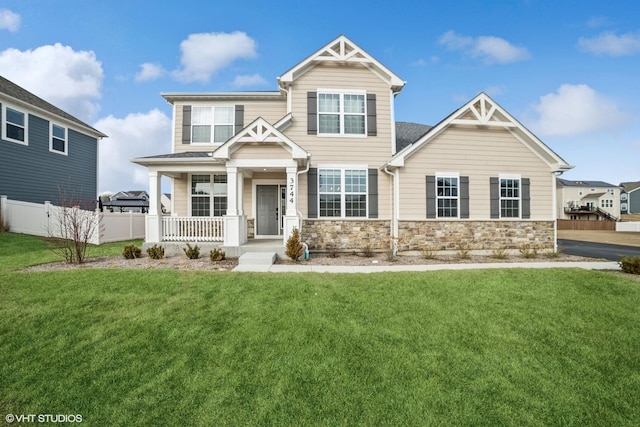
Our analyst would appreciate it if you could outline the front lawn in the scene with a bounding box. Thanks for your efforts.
[1,233,639,425]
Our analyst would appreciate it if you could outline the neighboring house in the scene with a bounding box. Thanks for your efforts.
[620,182,640,214]
[102,190,150,213]
[132,35,572,254]
[0,76,107,205]
[556,179,620,221]
[161,193,171,214]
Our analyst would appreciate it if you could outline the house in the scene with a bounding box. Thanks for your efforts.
[101,190,150,213]
[132,35,572,255]
[620,182,640,214]
[556,179,620,221]
[0,76,107,206]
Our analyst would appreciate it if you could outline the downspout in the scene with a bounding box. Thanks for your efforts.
[383,164,399,255]
[296,154,311,243]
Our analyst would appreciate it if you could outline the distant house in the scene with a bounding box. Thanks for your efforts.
[556,179,620,221]
[102,190,149,213]
[132,35,572,254]
[0,76,107,205]
[161,193,171,214]
[620,182,640,214]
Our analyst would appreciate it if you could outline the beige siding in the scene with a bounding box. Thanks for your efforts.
[231,142,291,160]
[173,175,189,216]
[398,126,555,220]
[243,102,287,125]
[284,63,394,167]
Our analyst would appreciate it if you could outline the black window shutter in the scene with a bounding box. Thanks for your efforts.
[460,176,470,219]
[490,177,499,219]
[368,168,378,218]
[426,175,436,218]
[308,168,318,218]
[522,178,530,219]
[307,92,317,135]
[234,105,244,135]
[182,105,192,144]
[367,94,377,136]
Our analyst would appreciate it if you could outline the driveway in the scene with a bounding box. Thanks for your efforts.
[558,239,640,261]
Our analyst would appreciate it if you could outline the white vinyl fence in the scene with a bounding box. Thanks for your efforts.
[616,222,640,232]
[0,195,145,244]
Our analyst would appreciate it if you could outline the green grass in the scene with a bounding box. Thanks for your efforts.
[1,233,639,425]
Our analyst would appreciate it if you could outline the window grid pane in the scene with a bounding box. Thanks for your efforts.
[500,178,520,218]
[343,94,364,113]
[345,170,366,193]
[52,138,65,152]
[319,170,341,193]
[6,108,24,126]
[213,125,233,143]
[319,114,340,134]
[319,194,341,217]
[213,197,227,217]
[344,115,365,134]
[436,177,458,218]
[192,125,211,143]
[318,94,340,112]
[345,194,366,217]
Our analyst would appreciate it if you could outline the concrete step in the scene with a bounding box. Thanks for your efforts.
[234,252,277,272]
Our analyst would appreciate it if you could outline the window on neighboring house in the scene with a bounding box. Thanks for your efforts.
[500,178,520,218]
[436,176,458,218]
[318,92,365,135]
[50,124,67,154]
[4,106,26,144]
[191,106,234,143]
[318,168,367,217]
[191,174,227,216]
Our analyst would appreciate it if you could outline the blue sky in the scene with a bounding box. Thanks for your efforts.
[1,0,638,194]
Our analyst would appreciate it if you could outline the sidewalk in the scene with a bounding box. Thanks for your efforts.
[233,261,620,273]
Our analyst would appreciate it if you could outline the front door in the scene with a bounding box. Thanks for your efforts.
[257,185,279,235]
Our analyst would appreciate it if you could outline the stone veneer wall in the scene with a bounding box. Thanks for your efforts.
[302,219,392,252]
[398,220,555,251]
[247,218,254,239]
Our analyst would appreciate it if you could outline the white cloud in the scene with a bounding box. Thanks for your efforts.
[0,44,103,121]
[95,109,172,193]
[438,31,530,64]
[232,73,267,87]
[530,84,629,136]
[173,31,257,83]
[586,16,612,29]
[578,31,640,56]
[0,9,20,32]
[135,63,165,82]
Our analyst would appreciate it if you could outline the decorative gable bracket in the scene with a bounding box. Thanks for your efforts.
[451,95,516,127]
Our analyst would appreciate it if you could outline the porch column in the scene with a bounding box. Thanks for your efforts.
[283,166,300,243]
[146,171,162,242]
[224,167,241,246]
[226,167,238,216]
[236,170,244,216]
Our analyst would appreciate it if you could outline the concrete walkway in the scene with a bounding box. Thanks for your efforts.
[233,261,620,273]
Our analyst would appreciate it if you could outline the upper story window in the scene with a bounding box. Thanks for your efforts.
[500,177,520,218]
[50,123,67,155]
[436,175,459,218]
[318,92,366,136]
[3,105,27,145]
[318,168,367,217]
[191,106,234,144]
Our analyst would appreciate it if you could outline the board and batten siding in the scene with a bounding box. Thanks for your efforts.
[0,106,98,205]
[172,100,287,153]
[398,126,555,220]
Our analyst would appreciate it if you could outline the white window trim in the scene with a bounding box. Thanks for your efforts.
[50,122,68,155]
[435,172,460,219]
[188,173,228,217]
[316,89,367,138]
[317,167,368,218]
[190,105,234,145]
[2,104,28,146]
[499,173,521,219]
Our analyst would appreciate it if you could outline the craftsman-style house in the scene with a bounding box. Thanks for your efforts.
[132,35,572,255]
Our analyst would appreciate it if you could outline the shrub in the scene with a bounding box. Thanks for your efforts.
[122,244,142,259]
[422,245,438,260]
[519,243,538,259]
[210,247,226,262]
[491,246,508,260]
[183,243,200,259]
[619,256,640,275]
[361,244,374,258]
[456,243,470,260]
[285,228,304,262]
[544,248,561,259]
[146,244,165,260]
[326,243,339,258]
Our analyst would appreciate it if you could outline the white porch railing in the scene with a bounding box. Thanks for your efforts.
[161,216,224,242]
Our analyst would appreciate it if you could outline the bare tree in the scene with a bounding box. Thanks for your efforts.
[48,186,102,264]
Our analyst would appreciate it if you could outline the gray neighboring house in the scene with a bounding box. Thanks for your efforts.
[620,181,640,214]
[0,76,107,206]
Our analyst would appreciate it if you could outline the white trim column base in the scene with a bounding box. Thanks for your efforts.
[146,214,161,243]
[283,215,301,244]
[224,215,247,247]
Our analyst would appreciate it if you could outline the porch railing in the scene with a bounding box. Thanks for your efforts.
[161,217,224,242]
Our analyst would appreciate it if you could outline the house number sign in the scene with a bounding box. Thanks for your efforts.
[289,177,295,204]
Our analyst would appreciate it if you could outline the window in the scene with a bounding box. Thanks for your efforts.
[500,178,520,218]
[3,106,26,144]
[318,168,367,217]
[318,92,365,135]
[50,124,67,154]
[191,106,234,143]
[601,199,613,208]
[436,176,458,218]
[191,174,227,216]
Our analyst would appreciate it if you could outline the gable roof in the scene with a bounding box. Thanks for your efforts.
[395,122,432,152]
[278,35,405,93]
[621,181,640,193]
[557,179,617,188]
[0,75,107,138]
[386,92,573,173]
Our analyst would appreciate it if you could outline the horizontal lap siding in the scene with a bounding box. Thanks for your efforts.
[399,126,554,220]
[231,143,291,160]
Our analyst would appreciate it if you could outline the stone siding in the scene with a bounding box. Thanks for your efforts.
[247,218,254,239]
[302,219,391,252]
[398,220,555,251]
